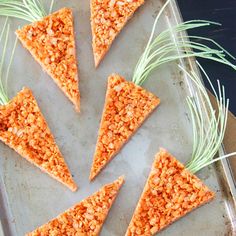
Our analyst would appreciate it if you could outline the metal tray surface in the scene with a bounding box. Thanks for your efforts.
[0,0,235,235]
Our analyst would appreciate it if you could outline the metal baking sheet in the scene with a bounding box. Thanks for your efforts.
[0,0,236,235]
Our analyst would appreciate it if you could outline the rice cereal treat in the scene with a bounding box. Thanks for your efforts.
[125,149,215,235]
[90,74,160,180]
[26,176,125,236]
[90,0,145,67]
[16,8,80,111]
[0,88,77,191]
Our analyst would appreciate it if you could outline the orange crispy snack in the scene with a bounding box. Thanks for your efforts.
[91,0,145,67]
[16,8,80,111]
[90,74,160,180]
[125,149,215,235]
[26,176,125,236]
[0,88,77,191]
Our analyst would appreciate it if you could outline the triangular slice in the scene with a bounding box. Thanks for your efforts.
[16,8,80,111]
[26,176,125,236]
[125,149,215,235]
[90,74,160,180]
[91,0,145,67]
[0,88,77,191]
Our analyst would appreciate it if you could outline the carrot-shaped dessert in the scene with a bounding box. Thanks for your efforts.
[90,0,236,180]
[91,0,145,67]
[26,176,125,236]
[125,63,236,235]
[0,1,80,111]
[89,74,160,180]
[126,149,215,235]
[0,20,77,192]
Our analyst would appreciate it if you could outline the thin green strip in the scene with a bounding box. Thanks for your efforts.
[0,19,17,105]
[180,62,236,173]
[132,0,236,85]
[0,0,54,22]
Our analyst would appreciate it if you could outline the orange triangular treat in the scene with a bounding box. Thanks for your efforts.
[26,176,125,236]
[90,74,160,180]
[16,8,80,111]
[0,88,77,191]
[91,0,145,67]
[125,149,215,235]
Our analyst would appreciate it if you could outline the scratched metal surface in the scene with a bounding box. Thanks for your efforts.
[0,0,235,235]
